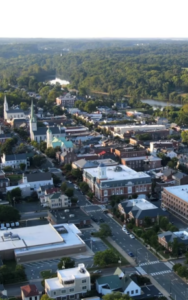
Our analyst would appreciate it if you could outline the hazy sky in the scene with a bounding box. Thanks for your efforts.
[0,0,187,38]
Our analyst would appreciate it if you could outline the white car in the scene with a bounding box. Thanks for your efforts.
[74,185,79,190]
[67,181,72,184]
[122,227,126,232]
[130,234,135,239]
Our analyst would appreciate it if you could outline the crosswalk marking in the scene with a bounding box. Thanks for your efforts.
[136,266,147,275]
[164,261,174,270]
[150,270,171,276]
[139,260,159,266]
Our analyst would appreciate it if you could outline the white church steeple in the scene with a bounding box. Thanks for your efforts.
[47,127,53,148]
[4,95,8,121]
[30,100,37,132]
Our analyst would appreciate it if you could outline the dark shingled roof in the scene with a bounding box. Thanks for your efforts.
[34,127,60,136]
[26,172,52,182]
[5,153,27,161]
[7,109,24,113]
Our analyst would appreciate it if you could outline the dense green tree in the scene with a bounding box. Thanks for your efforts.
[0,205,20,222]
[94,249,118,267]
[19,163,26,171]
[98,223,112,238]
[103,292,133,300]
[79,182,89,193]
[61,182,68,192]
[58,257,75,269]
[32,154,46,166]
[71,168,83,180]
[65,188,74,197]
[45,147,56,158]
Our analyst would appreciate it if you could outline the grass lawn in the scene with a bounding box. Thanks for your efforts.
[8,174,22,181]
[41,270,57,279]
[102,237,128,265]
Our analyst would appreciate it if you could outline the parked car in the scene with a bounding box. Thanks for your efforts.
[128,252,134,257]
[130,234,135,239]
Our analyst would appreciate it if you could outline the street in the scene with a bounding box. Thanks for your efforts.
[5,179,188,300]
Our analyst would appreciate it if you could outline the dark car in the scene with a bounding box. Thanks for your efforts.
[128,252,134,257]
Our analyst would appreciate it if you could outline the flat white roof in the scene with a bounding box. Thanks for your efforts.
[85,164,150,181]
[122,156,161,162]
[174,231,188,240]
[46,264,90,290]
[128,198,158,210]
[1,223,85,253]
[164,185,188,203]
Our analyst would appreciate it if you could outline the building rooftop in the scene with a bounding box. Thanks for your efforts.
[128,198,158,211]
[26,172,52,182]
[46,263,89,290]
[122,156,161,162]
[84,164,150,182]
[164,185,188,203]
[0,223,84,254]
[21,284,39,297]
[73,158,118,169]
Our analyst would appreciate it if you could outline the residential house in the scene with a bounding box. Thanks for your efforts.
[20,172,53,190]
[96,268,141,296]
[118,198,168,226]
[172,172,188,186]
[45,264,91,299]
[113,147,146,158]
[0,170,10,192]
[41,192,70,209]
[1,153,30,169]
[21,284,40,300]
[158,230,188,251]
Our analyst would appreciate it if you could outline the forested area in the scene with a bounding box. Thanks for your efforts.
[1,40,188,104]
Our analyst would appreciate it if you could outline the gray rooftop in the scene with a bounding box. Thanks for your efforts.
[26,172,52,182]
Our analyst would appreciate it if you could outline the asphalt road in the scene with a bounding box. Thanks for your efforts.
[13,179,188,300]
[81,206,188,300]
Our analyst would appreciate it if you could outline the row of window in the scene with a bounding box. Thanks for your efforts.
[127,289,139,295]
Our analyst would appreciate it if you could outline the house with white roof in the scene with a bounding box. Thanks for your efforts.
[45,263,91,299]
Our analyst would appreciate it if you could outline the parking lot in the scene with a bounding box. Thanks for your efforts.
[81,228,108,253]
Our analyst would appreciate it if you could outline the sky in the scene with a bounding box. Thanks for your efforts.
[0,0,188,39]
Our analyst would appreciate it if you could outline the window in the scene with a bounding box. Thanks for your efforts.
[54,292,56,295]
[61,290,66,294]
[127,292,129,295]
[70,289,74,292]
[104,190,108,196]
[131,291,134,294]
[69,296,74,299]
[136,290,138,293]
[35,297,38,300]
[82,286,87,290]
[82,280,86,283]
[29,298,32,300]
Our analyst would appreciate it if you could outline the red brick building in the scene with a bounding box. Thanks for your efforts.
[83,164,151,202]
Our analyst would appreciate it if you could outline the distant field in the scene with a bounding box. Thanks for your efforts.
[180,93,188,97]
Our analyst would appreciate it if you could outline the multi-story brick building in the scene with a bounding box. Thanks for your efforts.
[56,93,77,107]
[113,147,146,158]
[162,185,188,222]
[83,164,152,202]
[121,156,162,171]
